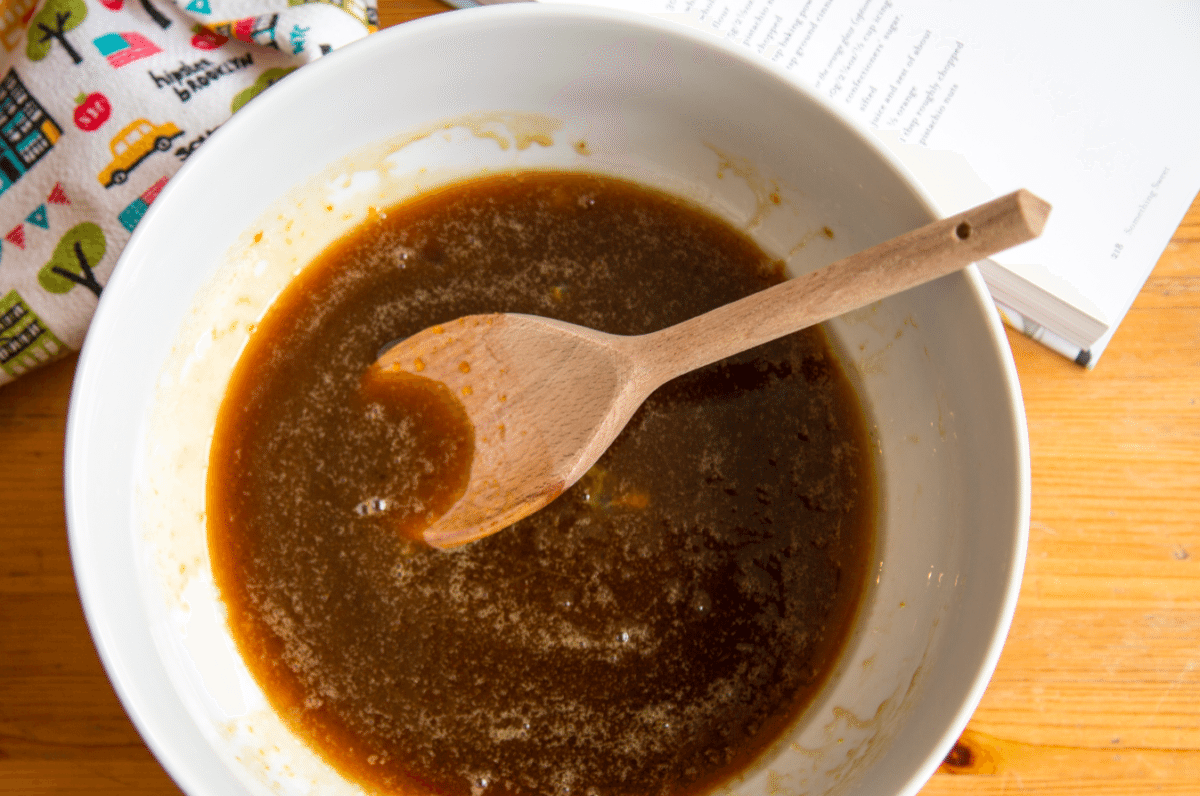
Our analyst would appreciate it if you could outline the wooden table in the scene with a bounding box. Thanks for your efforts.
[3,2,1198,793]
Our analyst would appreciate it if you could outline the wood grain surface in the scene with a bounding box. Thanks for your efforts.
[2,1,1197,793]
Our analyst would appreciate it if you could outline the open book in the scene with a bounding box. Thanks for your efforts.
[460,0,1200,366]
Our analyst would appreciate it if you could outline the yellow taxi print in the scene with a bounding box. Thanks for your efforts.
[98,118,183,188]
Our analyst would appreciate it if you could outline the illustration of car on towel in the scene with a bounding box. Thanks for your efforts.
[98,118,183,188]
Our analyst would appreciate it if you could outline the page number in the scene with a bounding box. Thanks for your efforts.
[1111,242,1124,260]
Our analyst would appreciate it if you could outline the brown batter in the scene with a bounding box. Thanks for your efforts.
[207,171,876,796]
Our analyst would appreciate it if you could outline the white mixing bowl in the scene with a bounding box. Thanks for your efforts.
[65,6,1029,796]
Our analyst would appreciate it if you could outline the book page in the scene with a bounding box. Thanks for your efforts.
[542,0,1200,362]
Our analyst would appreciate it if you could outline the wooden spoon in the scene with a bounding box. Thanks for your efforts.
[376,189,1050,549]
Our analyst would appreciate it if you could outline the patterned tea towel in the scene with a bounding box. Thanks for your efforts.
[0,0,379,387]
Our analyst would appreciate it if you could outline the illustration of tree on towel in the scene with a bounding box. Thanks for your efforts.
[27,0,88,65]
[38,223,106,297]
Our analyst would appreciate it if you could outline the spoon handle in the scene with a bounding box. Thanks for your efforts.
[633,189,1050,383]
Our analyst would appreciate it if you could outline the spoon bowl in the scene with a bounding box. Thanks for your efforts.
[377,189,1050,548]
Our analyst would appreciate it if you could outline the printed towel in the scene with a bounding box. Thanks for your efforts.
[0,0,378,386]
